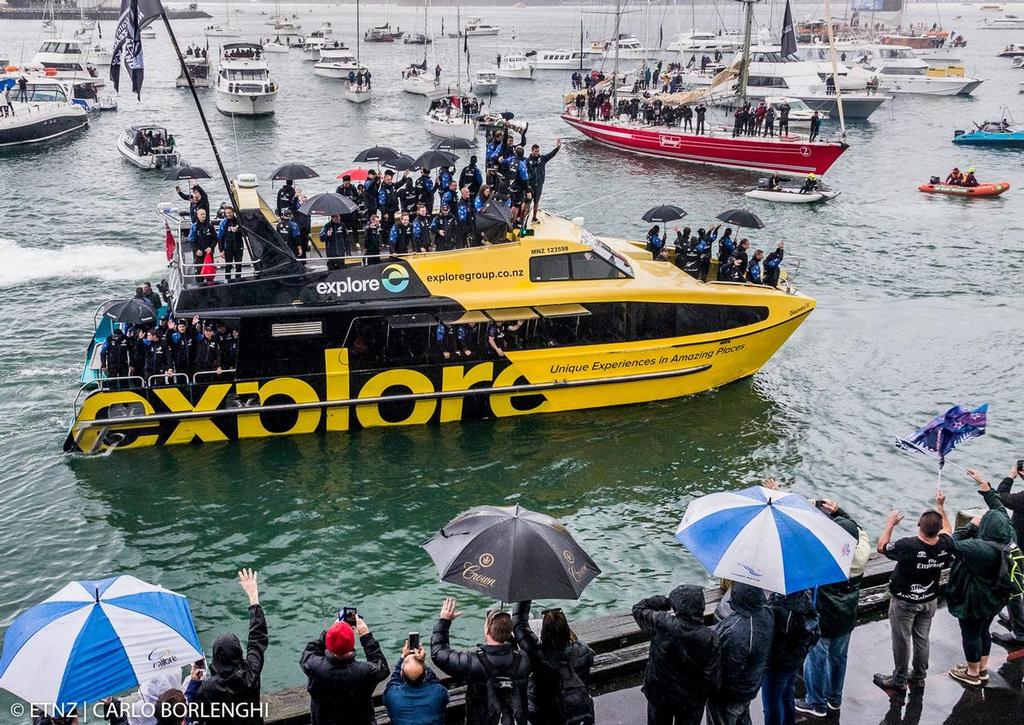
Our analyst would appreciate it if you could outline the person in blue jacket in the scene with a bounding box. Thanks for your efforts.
[747,249,765,285]
[411,204,432,252]
[383,641,449,725]
[455,188,475,248]
[276,210,303,259]
[716,227,736,280]
[646,225,667,261]
[415,168,435,214]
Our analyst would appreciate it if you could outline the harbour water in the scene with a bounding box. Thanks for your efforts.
[0,2,1023,697]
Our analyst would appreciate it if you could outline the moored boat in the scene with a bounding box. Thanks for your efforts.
[215,42,278,116]
[0,76,87,147]
[745,186,839,203]
[176,54,211,88]
[63,185,815,455]
[953,121,1024,147]
[472,69,499,95]
[116,125,180,169]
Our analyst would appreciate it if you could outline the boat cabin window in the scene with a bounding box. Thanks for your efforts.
[22,84,68,102]
[529,252,628,282]
[530,254,570,282]
[747,75,789,88]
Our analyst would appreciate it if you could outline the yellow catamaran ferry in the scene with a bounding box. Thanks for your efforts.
[65,177,815,454]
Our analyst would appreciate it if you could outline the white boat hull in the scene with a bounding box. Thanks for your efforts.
[879,76,977,95]
[424,114,478,140]
[495,65,534,80]
[262,44,289,54]
[313,63,363,78]
[0,104,88,147]
[472,81,498,95]
[744,188,838,204]
[534,59,585,70]
[463,29,500,37]
[176,77,211,88]
[206,29,241,38]
[345,85,372,103]
[402,76,444,98]
[116,137,179,169]
[215,88,277,116]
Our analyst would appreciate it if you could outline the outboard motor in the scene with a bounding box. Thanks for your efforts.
[953,129,965,138]
[929,176,941,185]
[757,177,771,190]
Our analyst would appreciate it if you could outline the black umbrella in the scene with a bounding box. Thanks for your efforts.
[271,162,319,181]
[353,146,402,163]
[641,204,687,223]
[164,165,211,181]
[298,192,359,216]
[101,298,157,325]
[432,137,475,151]
[384,153,416,172]
[422,504,601,601]
[475,201,514,244]
[716,208,765,229]
[410,149,460,170]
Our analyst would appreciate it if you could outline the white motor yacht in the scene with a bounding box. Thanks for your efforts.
[140,26,156,39]
[274,21,302,36]
[261,39,289,53]
[301,36,326,60]
[28,38,105,88]
[116,125,180,169]
[215,42,278,116]
[0,76,88,147]
[666,30,739,65]
[587,35,657,63]
[979,14,1024,29]
[495,39,534,80]
[472,69,499,95]
[460,18,500,37]
[839,43,982,95]
[204,25,240,39]
[313,47,367,79]
[532,49,587,71]
[176,53,212,88]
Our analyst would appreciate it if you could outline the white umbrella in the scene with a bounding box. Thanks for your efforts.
[675,485,856,594]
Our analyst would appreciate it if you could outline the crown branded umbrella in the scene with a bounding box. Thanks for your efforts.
[423,504,600,601]
[641,205,687,223]
[715,209,765,229]
[298,192,359,216]
[353,146,402,163]
[675,486,856,595]
[0,575,202,707]
[271,162,319,181]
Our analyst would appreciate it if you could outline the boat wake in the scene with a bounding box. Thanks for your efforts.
[0,238,167,288]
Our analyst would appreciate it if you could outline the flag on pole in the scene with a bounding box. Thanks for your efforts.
[899,404,989,468]
[164,221,176,260]
[110,0,163,99]
[780,0,797,58]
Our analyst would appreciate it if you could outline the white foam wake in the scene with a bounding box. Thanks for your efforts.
[0,238,168,288]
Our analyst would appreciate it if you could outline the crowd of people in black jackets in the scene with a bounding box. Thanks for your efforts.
[646,224,785,286]
[30,460,1024,725]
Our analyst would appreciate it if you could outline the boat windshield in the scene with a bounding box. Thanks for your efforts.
[21,83,68,102]
[580,229,634,278]
[751,51,800,63]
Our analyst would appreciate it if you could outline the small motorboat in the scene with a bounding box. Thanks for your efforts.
[997,44,1024,58]
[472,69,499,95]
[953,121,1024,147]
[745,187,839,203]
[117,125,180,169]
[919,177,1010,197]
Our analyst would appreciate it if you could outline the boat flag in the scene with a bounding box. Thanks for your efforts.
[780,0,798,58]
[111,0,162,98]
[896,404,989,469]
[164,221,176,261]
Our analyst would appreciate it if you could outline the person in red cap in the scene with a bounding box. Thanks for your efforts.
[300,613,388,725]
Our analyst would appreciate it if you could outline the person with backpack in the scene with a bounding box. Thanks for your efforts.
[632,585,719,725]
[707,583,772,725]
[761,589,819,725]
[944,468,1018,686]
[873,491,955,691]
[994,459,1024,647]
[512,601,594,725]
[431,597,531,725]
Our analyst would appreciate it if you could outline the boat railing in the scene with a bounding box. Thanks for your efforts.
[148,372,191,388]
[193,369,237,385]
[73,376,147,416]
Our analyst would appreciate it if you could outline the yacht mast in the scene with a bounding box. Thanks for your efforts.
[611,0,622,109]
[456,5,462,93]
[355,0,361,71]
[737,0,756,105]
[823,0,846,137]
[422,0,429,67]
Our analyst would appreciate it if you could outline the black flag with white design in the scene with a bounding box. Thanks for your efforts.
[110,0,163,99]
[780,0,797,58]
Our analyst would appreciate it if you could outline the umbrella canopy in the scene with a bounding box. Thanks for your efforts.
[0,575,202,707]
[423,504,600,601]
[336,168,371,182]
[384,153,416,172]
[163,165,211,181]
[298,192,359,216]
[715,208,765,229]
[101,298,156,325]
[432,137,476,151]
[675,486,856,595]
[641,204,687,223]
[353,146,402,163]
[271,162,319,181]
[475,201,513,244]
[411,149,460,170]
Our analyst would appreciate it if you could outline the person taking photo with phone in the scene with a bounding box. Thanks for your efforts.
[383,637,449,725]
[300,610,388,725]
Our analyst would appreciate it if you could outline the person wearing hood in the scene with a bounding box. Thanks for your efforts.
[944,468,1017,686]
[300,615,389,725]
[512,600,595,725]
[459,156,484,197]
[995,460,1024,647]
[796,500,868,719]
[708,583,772,725]
[632,585,719,725]
[431,597,531,725]
[761,590,819,725]
[193,568,268,725]
[384,640,450,725]
[103,668,201,725]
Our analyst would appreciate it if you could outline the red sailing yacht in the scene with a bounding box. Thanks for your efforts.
[563,0,849,176]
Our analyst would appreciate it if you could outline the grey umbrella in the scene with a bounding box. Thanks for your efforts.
[298,192,359,216]
[101,298,157,325]
[432,137,476,151]
[410,149,460,170]
[384,153,416,172]
[164,165,211,181]
[422,504,601,601]
[353,146,402,163]
[271,162,319,181]
[716,208,765,229]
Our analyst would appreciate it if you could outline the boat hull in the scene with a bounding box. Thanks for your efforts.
[561,114,848,175]
[952,131,1024,147]
[919,181,1010,197]
[744,188,838,203]
[116,137,179,169]
[424,115,478,140]
[402,76,444,98]
[495,66,534,79]
[472,81,498,95]
[796,95,887,120]
[313,64,362,78]
[64,308,813,454]
[0,106,87,147]
[216,89,277,116]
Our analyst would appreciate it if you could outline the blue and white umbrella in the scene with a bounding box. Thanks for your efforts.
[0,576,202,707]
[675,486,857,595]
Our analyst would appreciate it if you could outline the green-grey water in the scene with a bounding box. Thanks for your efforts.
[0,1,1022,704]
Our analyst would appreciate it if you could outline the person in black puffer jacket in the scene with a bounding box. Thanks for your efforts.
[632,585,719,725]
[431,597,531,725]
[760,590,819,725]
[512,601,595,725]
[707,583,772,725]
[193,569,268,725]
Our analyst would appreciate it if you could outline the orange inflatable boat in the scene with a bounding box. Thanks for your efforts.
[918,181,1010,197]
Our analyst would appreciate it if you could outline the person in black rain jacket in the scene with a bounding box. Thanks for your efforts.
[276,180,296,215]
[512,601,595,725]
[633,585,720,725]
[319,213,349,270]
[707,583,772,725]
[761,590,819,725]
